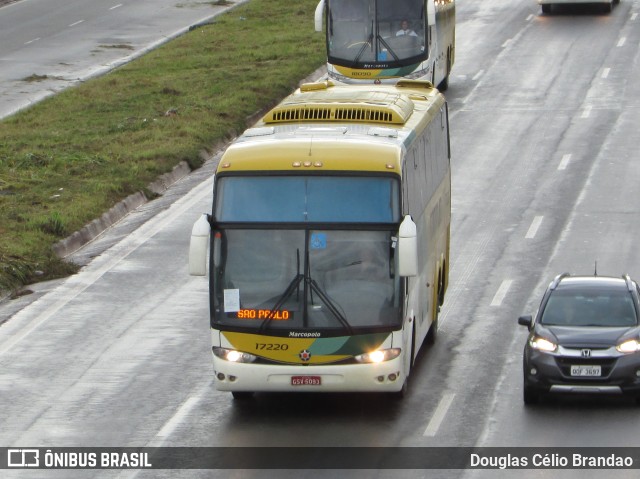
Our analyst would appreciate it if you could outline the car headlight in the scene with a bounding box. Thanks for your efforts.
[354,348,401,364]
[212,347,257,363]
[529,336,557,352]
[616,339,640,354]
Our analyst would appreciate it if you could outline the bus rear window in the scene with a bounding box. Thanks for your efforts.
[215,176,400,223]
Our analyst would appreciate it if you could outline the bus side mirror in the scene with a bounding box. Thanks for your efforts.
[427,0,436,26]
[189,214,211,276]
[398,215,418,277]
[314,0,325,32]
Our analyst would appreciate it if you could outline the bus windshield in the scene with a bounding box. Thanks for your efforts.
[326,0,426,68]
[211,229,402,333]
[215,175,400,223]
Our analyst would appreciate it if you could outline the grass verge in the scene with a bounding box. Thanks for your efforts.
[0,0,325,293]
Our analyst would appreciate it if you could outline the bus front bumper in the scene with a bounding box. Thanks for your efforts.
[212,355,406,393]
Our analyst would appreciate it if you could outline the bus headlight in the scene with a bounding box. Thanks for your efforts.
[213,347,257,363]
[354,348,401,364]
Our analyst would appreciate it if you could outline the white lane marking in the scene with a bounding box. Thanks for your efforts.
[423,392,455,437]
[501,38,512,48]
[156,396,201,439]
[526,14,534,21]
[472,70,484,81]
[490,280,513,307]
[581,105,591,118]
[69,20,85,27]
[617,37,626,47]
[0,171,215,356]
[525,216,543,239]
[601,68,610,79]
[110,4,123,10]
[631,13,638,21]
[24,38,41,45]
[558,153,572,170]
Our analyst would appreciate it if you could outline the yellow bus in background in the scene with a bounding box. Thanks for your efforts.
[314,0,455,89]
[189,80,451,398]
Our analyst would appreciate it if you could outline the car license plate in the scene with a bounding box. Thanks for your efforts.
[570,365,601,377]
[291,376,321,386]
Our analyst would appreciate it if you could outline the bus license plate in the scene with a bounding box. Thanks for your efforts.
[570,365,601,377]
[291,376,321,386]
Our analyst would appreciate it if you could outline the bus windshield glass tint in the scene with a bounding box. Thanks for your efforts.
[326,0,426,68]
[215,176,400,223]
[211,229,402,332]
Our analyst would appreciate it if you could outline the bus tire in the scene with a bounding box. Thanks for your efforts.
[392,322,415,399]
[437,49,451,92]
[438,270,445,307]
[393,377,409,399]
[426,310,438,345]
[231,391,254,400]
[392,375,409,399]
[410,320,417,368]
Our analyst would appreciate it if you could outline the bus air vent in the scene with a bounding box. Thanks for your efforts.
[264,93,414,125]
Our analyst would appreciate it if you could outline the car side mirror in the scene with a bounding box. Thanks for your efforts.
[518,315,533,330]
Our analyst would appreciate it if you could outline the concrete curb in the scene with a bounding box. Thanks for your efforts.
[52,64,327,261]
[51,161,192,259]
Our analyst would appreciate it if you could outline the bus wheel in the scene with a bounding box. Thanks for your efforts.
[426,309,439,345]
[392,379,409,399]
[392,322,415,400]
[232,391,254,400]
[437,50,451,91]
[438,272,445,306]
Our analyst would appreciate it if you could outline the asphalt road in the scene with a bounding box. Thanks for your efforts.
[0,0,245,119]
[1,1,640,478]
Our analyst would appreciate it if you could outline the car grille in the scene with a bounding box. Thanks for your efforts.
[554,356,617,379]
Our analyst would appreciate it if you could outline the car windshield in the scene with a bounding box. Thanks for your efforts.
[540,288,638,327]
[210,229,402,333]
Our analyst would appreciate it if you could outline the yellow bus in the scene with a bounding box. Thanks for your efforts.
[189,79,451,398]
[314,0,455,89]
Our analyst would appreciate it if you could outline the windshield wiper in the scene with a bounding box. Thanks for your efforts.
[307,276,353,335]
[258,273,304,333]
[304,250,353,335]
[258,245,354,335]
[377,35,399,61]
[259,250,302,333]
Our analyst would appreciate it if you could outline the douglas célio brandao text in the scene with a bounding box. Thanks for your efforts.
[470,452,634,469]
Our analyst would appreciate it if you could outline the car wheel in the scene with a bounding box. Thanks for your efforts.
[523,385,539,405]
[541,4,552,14]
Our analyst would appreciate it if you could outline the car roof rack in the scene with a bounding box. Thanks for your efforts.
[550,273,571,290]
